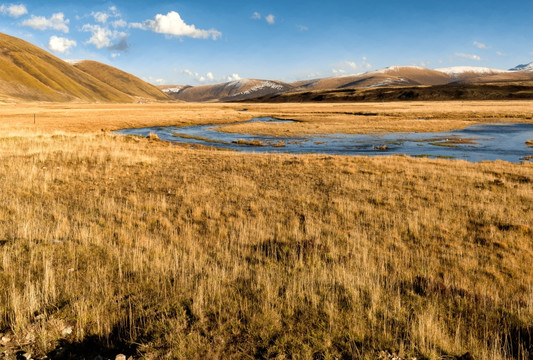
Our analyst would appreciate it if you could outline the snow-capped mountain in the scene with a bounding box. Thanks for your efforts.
[509,62,533,71]
[435,66,508,79]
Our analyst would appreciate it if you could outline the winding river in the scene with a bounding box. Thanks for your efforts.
[116,117,533,163]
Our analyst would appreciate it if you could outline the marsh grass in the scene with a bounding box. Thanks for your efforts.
[0,129,532,359]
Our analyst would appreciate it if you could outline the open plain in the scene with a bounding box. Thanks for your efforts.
[1,101,532,359]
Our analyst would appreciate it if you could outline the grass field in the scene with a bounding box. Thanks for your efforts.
[1,101,533,136]
[1,102,533,359]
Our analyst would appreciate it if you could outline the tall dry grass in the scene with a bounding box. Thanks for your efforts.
[0,130,532,359]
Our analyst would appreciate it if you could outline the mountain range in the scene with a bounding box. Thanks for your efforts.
[0,31,532,103]
[161,65,533,102]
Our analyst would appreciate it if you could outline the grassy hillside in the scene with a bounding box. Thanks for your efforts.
[245,83,533,103]
[0,33,169,103]
[73,60,169,101]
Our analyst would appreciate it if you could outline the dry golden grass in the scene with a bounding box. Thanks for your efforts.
[1,101,533,137]
[0,102,533,359]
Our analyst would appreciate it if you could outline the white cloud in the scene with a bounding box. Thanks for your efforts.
[455,52,481,61]
[0,4,27,18]
[265,14,275,24]
[144,76,166,85]
[345,61,357,69]
[496,51,506,56]
[206,72,214,81]
[139,11,221,40]
[227,73,241,81]
[473,41,489,49]
[92,11,109,24]
[297,25,308,31]
[48,35,76,54]
[251,12,261,20]
[112,19,127,28]
[82,23,127,50]
[332,57,372,74]
[307,72,321,78]
[111,53,120,58]
[22,12,69,33]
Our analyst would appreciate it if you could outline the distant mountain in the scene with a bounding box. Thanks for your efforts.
[0,32,167,103]
[509,62,533,71]
[161,79,295,102]
[164,64,533,102]
[436,66,509,80]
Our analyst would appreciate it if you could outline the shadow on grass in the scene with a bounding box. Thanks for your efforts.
[47,335,138,360]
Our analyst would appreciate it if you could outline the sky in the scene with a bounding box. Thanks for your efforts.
[1,0,532,85]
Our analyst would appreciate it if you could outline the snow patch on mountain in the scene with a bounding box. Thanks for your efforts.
[367,78,408,88]
[232,81,286,97]
[374,66,425,74]
[509,62,533,71]
[64,59,83,65]
[162,87,184,94]
[436,66,508,79]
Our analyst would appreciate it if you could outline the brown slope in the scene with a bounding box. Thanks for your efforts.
[293,67,453,91]
[73,60,169,101]
[453,71,533,84]
[173,79,295,102]
[240,83,533,103]
[0,32,133,102]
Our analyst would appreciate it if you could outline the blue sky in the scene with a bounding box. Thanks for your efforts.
[1,0,532,85]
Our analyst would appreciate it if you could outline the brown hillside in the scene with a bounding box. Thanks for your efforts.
[173,79,294,102]
[242,83,533,103]
[74,60,169,101]
[293,67,453,91]
[0,33,135,102]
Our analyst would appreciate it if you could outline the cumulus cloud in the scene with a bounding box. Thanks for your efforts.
[251,12,261,20]
[48,35,76,54]
[455,52,481,61]
[22,12,69,33]
[473,41,489,49]
[136,11,221,40]
[92,11,109,24]
[0,3,27,18]
[82,23,128,50]
[91,7,121,25]
[265,14,275,24]
[206,72,214,81]
[112,19,127,28]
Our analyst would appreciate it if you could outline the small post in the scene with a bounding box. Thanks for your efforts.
[34,114,36,124]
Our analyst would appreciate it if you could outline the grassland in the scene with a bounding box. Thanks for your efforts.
[0,102,533,360]
[2,101,533,137]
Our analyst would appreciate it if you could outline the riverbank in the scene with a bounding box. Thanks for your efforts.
[1,101,533,136]
[0,126,532,359]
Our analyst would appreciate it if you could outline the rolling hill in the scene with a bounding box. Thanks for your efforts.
[163,64,533,102]
[0,32,168,103]
[161,79,295,102]
[71,60,169,101]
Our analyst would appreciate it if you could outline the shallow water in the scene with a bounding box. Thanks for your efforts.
[115,117,533,163]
